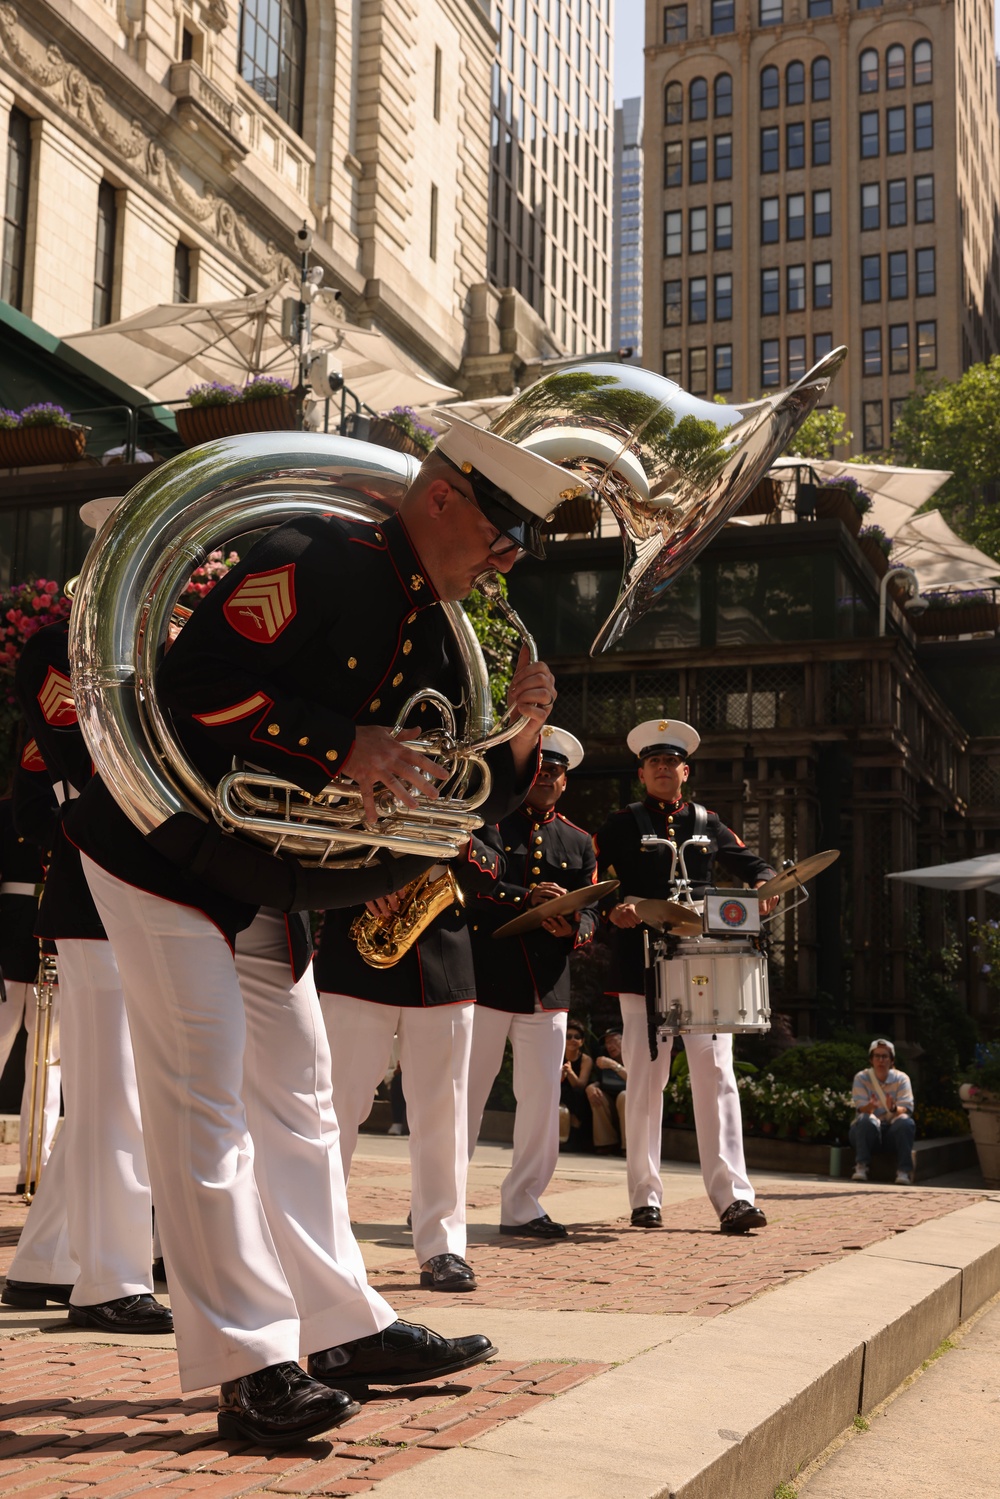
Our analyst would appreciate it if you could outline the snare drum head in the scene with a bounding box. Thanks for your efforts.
[671,934,758,958]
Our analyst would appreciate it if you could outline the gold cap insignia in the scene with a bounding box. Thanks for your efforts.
[658,720,668,731]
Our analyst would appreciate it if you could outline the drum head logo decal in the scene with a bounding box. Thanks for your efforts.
[720,899,748,928]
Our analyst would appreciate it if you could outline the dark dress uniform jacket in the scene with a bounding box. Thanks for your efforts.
[0,797,45,982]
[594,796,775,995]
[66,511,533,954]
[469,805,598,1014]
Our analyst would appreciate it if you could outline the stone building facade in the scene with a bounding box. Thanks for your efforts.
[643,0,1000,450]
[0,0,502,388]
[612,93,643,358]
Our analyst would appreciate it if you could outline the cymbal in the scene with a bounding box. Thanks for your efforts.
[757,849,840,899]
[492,879,619,938]
[632,897,703,935]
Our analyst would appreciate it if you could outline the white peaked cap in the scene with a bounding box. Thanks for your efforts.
[518,425,650,501]
[627,718,701,760]
[433,410,594,523]
[539,724,584,770]
[79,495,125,530]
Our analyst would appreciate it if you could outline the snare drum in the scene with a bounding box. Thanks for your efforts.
[652,935,770,1035]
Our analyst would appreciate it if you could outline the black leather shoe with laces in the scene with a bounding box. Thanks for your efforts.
[719,1200,767,1234]
[2,1279,74,1309]
[218,1362,358,1446]
[68,1295,174,1333]
[419,1253,477,1291]
[308,1320,496,1393]
[499,1214,568,1239]
[630,1205,663,1229]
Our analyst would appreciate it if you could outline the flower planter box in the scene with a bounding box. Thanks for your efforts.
[175,394,298,447]
[914,602,1000,637]
[0,424,87,467]
[961,1088,1000,1186]
[368,416,430,460]
[814,486,863,537]
[858,536,889,577]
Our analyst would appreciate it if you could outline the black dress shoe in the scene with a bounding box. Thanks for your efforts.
[2,1278,74,1309]
[218,1362,358,1446]
[68,1295,174,1333]
[151,1258,168,1286]
[308,1320,497,1393]
[419,1253,477,1291]
[499,1214,568,1239]
[630,1205,663,1229]
[719,1200,767,1234]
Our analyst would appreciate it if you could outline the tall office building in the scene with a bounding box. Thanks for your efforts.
[644,0,1000,451]
[488,0,614,355]
[612,95,643,358]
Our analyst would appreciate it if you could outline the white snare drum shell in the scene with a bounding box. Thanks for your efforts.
[653,935,770,1035]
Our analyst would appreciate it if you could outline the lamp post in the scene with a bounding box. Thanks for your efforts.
[878,565,926,636]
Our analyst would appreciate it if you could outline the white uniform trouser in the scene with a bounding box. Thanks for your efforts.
[83,857,394,1393]
[0,978,61,1182]
[619,993,754,1217]
[8,939,153,1304]
[466,1005,567,1226]
[319,993,473,1266]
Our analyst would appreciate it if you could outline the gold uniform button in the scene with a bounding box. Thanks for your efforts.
[561,861,568,868]
[402,640,412,655]
[504,845,511,852]
[267,723,280,736]
[531,865,541,875]
[374,530,383,542]
[348,657,357,669]
[326,749,338,762]
[370,699,381,712]
[299,736,310,746]
[393,673,403,687]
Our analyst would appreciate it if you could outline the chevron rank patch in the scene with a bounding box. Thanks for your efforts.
[194,692,270,728]
[37,666,77,727]
[222,564,297,643]
[20,738,46,772]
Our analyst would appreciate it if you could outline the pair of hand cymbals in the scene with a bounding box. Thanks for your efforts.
[631,898,703,935]
[492,879,620,938]
[756,849,840,900]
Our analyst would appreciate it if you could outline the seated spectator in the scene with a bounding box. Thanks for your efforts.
[586,1029,627,1152]
[559,1020,593,1152]
[850,1039,916,1184]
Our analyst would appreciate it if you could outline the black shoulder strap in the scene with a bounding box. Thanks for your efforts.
[628,802,657,839]
[690,801,708,837]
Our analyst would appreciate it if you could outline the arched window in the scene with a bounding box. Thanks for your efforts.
[786,61,805,105]
[238,0,305,134]
[859,48,878,93]
[665,80,683,124]
[913,39,932,85]
[714,73,733,116]
[812,56,831,100]
[690,76,709,120]
[886,44,905,88]
[760,65,779,110]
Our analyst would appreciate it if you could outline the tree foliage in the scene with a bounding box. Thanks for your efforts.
[784,405,852,460]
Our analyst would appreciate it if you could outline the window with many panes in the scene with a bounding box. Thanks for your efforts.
[787,263,806,312]
[812,118,831,166]
[886,44,905,88]
[761,197,779,243]
[787,193,805,239]
[715,134,732,179]
[664,5,688,42]
[715,74,733,115]
[1,108,32,311]
[664,210,683,255]
[862,254,881,301]
[861,182,880,230]
[863,400,883,451]
[665,142,682,187]
[813,189,831,235]
[788,336,806,380]
[761,339,781,386]
[663,279,682,325]
[888,250,907,298]
[860,49,878,93]
[664,349,682,380]
[862,327,882,374]
[711,0,735,33]
[887,107,906,154]
[813,260,832,308]
[889,323,909,372]
[887,178,907,226]
[239,0,306,133]
[787,122,805,171]
[689,346,708,393]
[812,57,831,100]
[913,40,932,85]
[760,66,779,109]
[916,246,935,296]
[914,103,933,149]
[689,276,708,322]
[690,206,708,252]
[665,81,683,124]
[690,137,708,182]
[691,77,709,120]
[860,112,879,157]
[761,266,780,315]
[787,62,805,105]
[761,126,780,173]
[715,202,733,248]
[714,344,733,392]
[92,180,117,328]
[916,319,936,368]
[715,273,733,319]
[914,174,934,221]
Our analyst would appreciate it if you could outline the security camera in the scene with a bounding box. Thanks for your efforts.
[295,224,313,252]
[905,594,930,616]
[307,351,344,399]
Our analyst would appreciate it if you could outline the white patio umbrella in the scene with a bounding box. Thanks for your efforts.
[62,281,459,410]
[888,853,1000,893]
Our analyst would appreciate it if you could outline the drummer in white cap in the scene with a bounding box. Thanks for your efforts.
[594,719,779,1233]
[466,726,599,1238]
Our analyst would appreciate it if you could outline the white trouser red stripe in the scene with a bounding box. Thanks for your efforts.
[619,993,754,1217]
[466,1005,567,1226]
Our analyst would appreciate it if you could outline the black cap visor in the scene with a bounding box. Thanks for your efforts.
[639,743,691,762]
[440,453,548,559]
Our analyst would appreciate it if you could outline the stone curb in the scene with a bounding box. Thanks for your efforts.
[372,1197,1000,1499]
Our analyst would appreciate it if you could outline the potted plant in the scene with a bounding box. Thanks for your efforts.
[369,406,438,459]
[857,524,893,577]
[959,1045,1000,1186]
[175,377,298,447]
[0,578,73,784]
[914,589,1000,638]
[0,403,88,467]
[814,474,871,537]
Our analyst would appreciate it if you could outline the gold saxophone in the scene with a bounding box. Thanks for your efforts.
[350,866,463,968]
